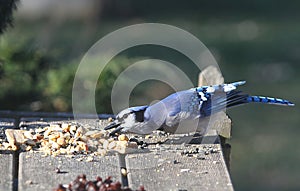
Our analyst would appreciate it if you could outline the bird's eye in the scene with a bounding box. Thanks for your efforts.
[123,113,129,118]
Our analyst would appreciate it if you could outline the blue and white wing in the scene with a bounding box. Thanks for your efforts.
[198,81,294,116]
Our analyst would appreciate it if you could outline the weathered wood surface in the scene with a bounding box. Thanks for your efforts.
[0,118,16,129]
[0,110,113,119]
[0,117,233,191]
[0,119,16,191]
[0,151,14,191]
[18,152,120,191]
[126,144,233,191]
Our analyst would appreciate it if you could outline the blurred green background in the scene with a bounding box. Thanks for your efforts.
[0,0,299,190]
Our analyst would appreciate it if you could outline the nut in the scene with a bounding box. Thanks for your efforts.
[121,168,127,176]
[86,156,93,162]
[33,133,43,140]
[108,141,116,149]
[77,141,88,151]
[102,140,109,150]
[5,129,16,146]
[70,125,77,134]
[23,131,34,139]
[57,137,66,146]
[87,131,104,139]
[118,134,129,141]
[61,123,70,132]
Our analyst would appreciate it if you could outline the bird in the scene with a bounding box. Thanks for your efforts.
[105,81,294,136]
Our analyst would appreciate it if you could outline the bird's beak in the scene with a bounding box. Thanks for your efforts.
[109,126,124,136]
[104,122,124,136]
[104,122,121,130]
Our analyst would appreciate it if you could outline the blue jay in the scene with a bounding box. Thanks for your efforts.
[105,81,294,135]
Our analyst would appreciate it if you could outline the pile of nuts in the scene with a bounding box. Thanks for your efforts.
[0,122,138,157]
[54,174,145,191]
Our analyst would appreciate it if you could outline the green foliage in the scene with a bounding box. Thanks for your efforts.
[96,56,134,113]
[0,36,142,112]
[0,37,76,111]
[0,0,19,34]
[0,37,46,108]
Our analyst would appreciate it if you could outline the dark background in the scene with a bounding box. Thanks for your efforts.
[0,1,299,190]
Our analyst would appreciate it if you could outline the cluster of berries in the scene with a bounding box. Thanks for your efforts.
[54,174,145,191]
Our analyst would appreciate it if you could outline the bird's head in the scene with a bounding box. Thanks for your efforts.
[104,106,149,136]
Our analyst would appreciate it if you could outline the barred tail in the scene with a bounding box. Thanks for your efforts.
[201,90,294,117]
[246,96,295,106]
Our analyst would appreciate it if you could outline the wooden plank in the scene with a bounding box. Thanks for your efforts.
[19,118,61,129]
[0,151,14,191]
[0,118,15,128]
[0,118,16,191]
[126,144,233,191]
[18,152,120,191]
[0,110,113,119]
[19,118,109,131]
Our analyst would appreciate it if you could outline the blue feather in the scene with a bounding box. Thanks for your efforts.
[246,96,294,106]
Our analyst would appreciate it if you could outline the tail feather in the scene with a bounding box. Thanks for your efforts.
[205,91,248,113]
[200,90,294,117]
[201,90,248,115]
[246,96,294,106]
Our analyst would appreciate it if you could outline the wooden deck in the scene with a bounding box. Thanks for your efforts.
[0,116,233,191]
